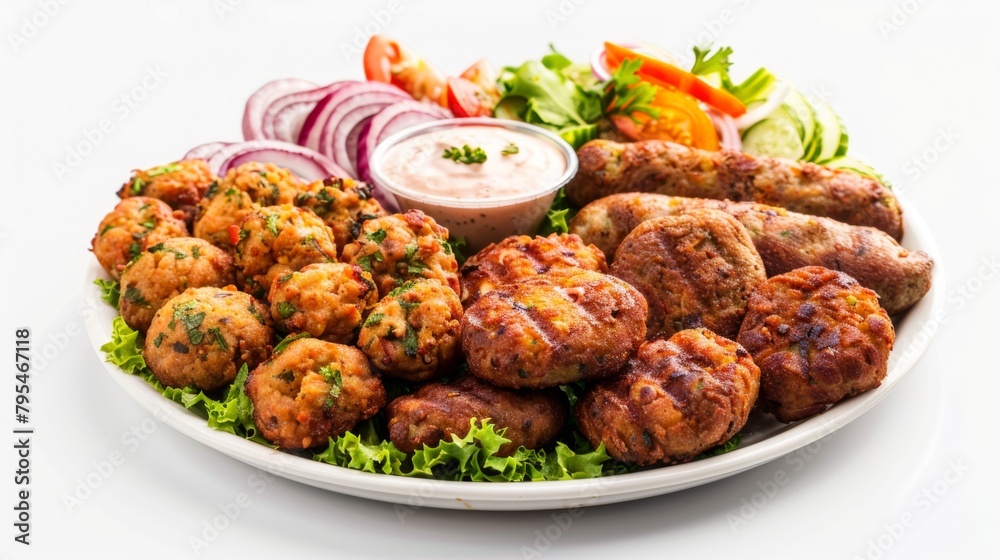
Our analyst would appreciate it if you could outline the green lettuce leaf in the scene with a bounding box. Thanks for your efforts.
[537,188,576,236]
[94,278,121,308]
[100,316,147,375]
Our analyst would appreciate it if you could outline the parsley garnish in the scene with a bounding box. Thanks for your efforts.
[208,326,229,350]
[130,178,145,195]
[274,332,311,354]
[265,213,280,237]
[402,326,419,357]
[366,229,387,244]
[276,301,296,319]
[442,145,487,164]
[356,251,384,272]
[604,58,660,122]
[147,163,182,177]
[152,332,166,348]
[123,286,151,309]
[363,312,385,327]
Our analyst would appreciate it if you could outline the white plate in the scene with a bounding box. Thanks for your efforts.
[83,197,942,511]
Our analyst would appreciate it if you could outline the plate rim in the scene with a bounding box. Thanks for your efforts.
[82,195,943,511]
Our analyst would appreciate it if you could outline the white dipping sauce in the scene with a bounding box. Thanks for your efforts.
[379,125,567,200]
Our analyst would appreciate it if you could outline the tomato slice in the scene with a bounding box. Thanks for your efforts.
[459,58,499,91]
[363,35,447,106]
[604,42,746,118]
[446,77,491,117]
[611,87,719,150]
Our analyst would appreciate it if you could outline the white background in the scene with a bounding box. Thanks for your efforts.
[2,0,998,558]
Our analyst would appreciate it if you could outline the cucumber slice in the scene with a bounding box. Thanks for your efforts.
[741,114,805,160]
[810,99,848,163]
[781,89,817,147]
[824,157,890,187]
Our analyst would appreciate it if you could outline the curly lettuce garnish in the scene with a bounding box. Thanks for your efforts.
[94,278,121,308]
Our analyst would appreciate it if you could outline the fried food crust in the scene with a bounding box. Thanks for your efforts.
[610,209,765,339]
[566,139,903,239]
[91,196,188,280]
[569,193,932,315]
[576,328,760,466]
[246,338,385,450]
[387,376,567,456]
[119,237,235,333]
[462,270,647,389]
[460,233,608,305]
[736,266,894,423]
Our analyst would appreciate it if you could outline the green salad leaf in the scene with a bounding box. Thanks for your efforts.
[94,278,121,308]
[98,302,742,483]
[537,188,576,236]
[690,45,776,105]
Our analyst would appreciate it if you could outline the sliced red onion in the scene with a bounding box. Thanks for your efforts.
[205,140,349,181]
[199,140,399,212]
[732,81,792,130]
[183,141,231,162]
[707,107,742,151]
[263,81,355,142]
[243,79,318,141]
[320,100,400,176]
[298,81,409,154]
[356,100,451,181]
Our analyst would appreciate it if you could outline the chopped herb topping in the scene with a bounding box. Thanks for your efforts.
[130,177,145,195]
[148,243,186,260]
[275,370,295,383]
[442,144,487,164]
[147,163,181,177]
[276,301,297,319]
[265,213,280,237]
[191,246,201,259]
[274,332,311,354]
[208,326,229,350]
[318,365,343,398]
[123,286,151,309]
[501,142,520,156]
[402,326,419,357]
[356,251,384,272]
[128,242,142,261]
[100,224,115,236]
[205,180,220,199]
[366,228,387,244]
[247,304,267,325]
[388,281,417,297]
[139,219,156,229]
[363,312,385,327]
[152,332,166,348]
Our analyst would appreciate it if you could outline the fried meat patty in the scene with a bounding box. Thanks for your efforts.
[569,193,932,315]
[610,209,766,339]
[387,375,566,456]
[459,233,608,305]
[576,328,760,465]
[736,266,895,423]
[462,270,647,389]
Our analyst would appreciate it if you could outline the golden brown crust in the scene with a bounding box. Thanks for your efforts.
[386,376,567,456]
[143,287,274,391]
[267,263,378,344]
[459,233,608,305]
[357,279,463,383]
[118,159,217,211]
[566,139,903,239]
[736,266,895,423]
[462,270,647,389]
[610,209,766,339]
[341,210,460,298]
[234,204,338,299]
[576,329,760,466]
[119,237,235,333]
[569,193,933,315]
[246,338,385,450]
[292,177,388,253]
[91,197,188,280]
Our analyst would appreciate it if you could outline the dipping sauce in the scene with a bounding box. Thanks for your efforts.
[379,125,567,200]
[368,119,578,252]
